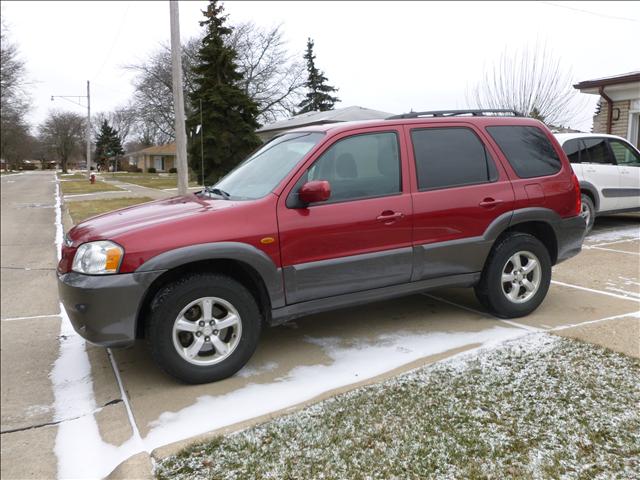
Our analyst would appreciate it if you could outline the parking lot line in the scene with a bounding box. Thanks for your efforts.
[588,246,639,256]
[551,280,640,302]
[552,310,640,332]
[591,238,640,248]
[1,313,61,321]
[422,293,543,332]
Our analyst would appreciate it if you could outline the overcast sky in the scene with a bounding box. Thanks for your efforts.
[2,1,639,132]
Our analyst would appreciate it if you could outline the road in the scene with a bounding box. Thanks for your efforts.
[1,171,638,479]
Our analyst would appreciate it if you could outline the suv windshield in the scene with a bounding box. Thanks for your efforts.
[210,132,324,200]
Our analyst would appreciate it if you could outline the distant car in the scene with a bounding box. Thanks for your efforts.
[555,133,640,232]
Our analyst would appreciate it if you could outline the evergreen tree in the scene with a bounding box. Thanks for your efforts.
[187,0,261,184]
[94,119,124,170]
[297,38,339,114]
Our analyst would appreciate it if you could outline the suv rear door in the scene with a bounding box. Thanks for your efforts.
[277,127,413,304]
[608,138,640,210]
[406,123,515,280]
[580,137,620,212]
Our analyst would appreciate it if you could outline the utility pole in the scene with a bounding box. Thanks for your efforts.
[170,0,189,195]
[199,98,204,187]
[51,81,92,177]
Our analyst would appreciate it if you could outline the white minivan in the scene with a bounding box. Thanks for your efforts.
[555,133,640,231]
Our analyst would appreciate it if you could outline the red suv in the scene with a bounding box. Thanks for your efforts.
[58,110,585,383]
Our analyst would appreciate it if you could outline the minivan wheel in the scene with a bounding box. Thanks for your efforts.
[474,233,551,318]
[580,194,595,233]
[147,273,261,384]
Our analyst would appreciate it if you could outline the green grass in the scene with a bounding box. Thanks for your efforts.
[156,335,640,480]
[107,173,198,190]
[60,180,123,195]
[58,173,90,180]
[66,196,154,224]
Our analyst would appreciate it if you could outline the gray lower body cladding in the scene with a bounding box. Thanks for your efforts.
[57,270,163,347]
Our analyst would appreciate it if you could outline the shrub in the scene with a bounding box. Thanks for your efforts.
[148,167,157,173]
[169,167,177,173]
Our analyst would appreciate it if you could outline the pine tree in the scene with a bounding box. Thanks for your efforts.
[187,0,261,184]
[94,120,124,170]
[297,38,339,114]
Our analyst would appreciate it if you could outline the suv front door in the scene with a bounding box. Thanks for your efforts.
[277,128,413,304]
[608,138,640,210]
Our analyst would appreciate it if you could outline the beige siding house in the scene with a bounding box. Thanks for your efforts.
[574,72,640,148]
[127,143,177,172]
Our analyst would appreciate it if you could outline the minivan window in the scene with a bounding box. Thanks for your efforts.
[562,139,582,163]
[487,126,561,178]
[609,139,640,166]
[582,138,614,165]
[213,132,324,200]
[304,131,401,203]
[411,127,498,190]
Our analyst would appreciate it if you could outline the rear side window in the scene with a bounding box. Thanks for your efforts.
[609,139,640,166]
[562,139,582,163]
[411,127,498,190]
[582,138,614,165]
[487,126,561,178]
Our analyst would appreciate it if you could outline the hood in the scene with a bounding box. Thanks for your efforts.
[68,194,237,244]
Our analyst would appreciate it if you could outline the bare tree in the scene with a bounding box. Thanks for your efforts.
[1,21,33,169]
[469,44,587,127]
[126,22,303,143]
[93,105,137,148]
[228,22,305,123]
[40,111,85,173]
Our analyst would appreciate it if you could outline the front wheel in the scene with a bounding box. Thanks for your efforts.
[474,233,551,318]
[147,273,262,384]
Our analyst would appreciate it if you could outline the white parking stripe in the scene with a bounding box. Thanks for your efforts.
[2,313,61,321]
[551,280,640,302]
[422,293,542,332]
[552,310,640,332]
[589,246,639,256]
[591,237,640,248]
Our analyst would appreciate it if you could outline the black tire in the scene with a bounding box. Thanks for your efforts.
[147,273,262,384]
[474,233,551,318]
[581,193,595,233]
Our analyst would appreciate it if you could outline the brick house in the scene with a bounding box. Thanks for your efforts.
[574,71,640,148]
[127,143,176,172]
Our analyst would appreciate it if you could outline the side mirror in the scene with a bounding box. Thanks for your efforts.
[298,180,331,204]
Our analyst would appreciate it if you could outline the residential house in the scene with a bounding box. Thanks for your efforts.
[127,143,177,172]
[255,106,395,142]
[574,71,640,148]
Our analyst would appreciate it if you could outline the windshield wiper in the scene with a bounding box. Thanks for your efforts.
[203,186,230,199]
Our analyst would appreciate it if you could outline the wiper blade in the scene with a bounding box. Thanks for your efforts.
[203,186,230,199]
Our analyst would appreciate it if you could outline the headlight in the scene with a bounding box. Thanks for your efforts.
[72,241,124,275]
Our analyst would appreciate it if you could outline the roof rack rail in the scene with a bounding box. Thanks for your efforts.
[386,109,523,120]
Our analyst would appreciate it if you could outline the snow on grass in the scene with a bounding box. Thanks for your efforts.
[156,334,640,480]
[143,326,525,451]
[586,224,640,245]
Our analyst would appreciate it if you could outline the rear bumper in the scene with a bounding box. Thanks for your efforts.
[57,270,163,347]
[554,215,586,264]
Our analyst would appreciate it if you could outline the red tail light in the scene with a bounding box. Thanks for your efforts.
[571,173,581,216]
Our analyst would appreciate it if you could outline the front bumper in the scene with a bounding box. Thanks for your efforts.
[57,270,164,347]
[554,215,586,264]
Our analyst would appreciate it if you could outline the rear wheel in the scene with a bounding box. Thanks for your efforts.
[147,273,261,384]
[580,193,595,233]
[474,233,551,318]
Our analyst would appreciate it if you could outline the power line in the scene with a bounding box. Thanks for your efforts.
[540,1,640,23]
[92,2,132,80]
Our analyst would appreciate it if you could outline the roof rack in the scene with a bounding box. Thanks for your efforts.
[386,109,522,120]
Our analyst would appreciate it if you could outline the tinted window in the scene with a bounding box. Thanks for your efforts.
[609,139,640,166]
[411,128,498,190]
[487,126,561,178]
[305,132,400,203]
[562,139,582,163]
[581,138,614,165]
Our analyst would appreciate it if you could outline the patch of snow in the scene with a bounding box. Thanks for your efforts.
[236,361,279,378]
[143,325,527,451]
[586,225,639,245]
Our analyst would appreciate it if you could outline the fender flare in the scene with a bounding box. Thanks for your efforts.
[579,181,600,211]
[136,242,285,308]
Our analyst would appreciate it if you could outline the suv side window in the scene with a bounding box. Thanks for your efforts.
[306,131,401,203]
[608,139,640,166]
[487,125,561,178]
[581,138,615,164]
[562,139,582,163]
[411,127,498,190]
